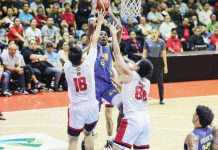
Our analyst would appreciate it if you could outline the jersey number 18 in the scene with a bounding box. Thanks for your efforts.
[73,77,87,92]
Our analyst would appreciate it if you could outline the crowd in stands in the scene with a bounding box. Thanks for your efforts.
[0,0,218,96]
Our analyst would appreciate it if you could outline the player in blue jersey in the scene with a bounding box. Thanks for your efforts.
[84,1,123,149]
[184,105,214,150]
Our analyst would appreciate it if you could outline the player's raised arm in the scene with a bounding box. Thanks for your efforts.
[87,0,97,44]
[90,10,106,48]
[109,23,131,77]
[107,9,123,43]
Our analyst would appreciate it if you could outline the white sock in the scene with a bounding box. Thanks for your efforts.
[108,136,113,141]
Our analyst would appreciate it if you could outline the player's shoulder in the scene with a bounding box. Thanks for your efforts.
[64,61,71,69]
[186,132,199,143]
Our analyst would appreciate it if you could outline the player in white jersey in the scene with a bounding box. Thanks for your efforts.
[64,11,105,150]
[109,23,153,149]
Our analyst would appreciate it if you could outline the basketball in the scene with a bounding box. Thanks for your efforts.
[96,0,110,11]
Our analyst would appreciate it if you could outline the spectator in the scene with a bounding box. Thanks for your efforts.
[1,43,29,94]
[59,20,69,36]
[75,23,88,39]
[0,57,11,96]
[189,27,207,51]
[184,4,198,21]
[76,0,91,29]
[125,17,139,34]
[125,31,143,62]
[110,0,121,16]
[206,14,218,33]
[34,6,47,29]
[25,19,42,46]
[58,41,69,66]
[166,28,183,53]
[41,17,60,44]
[198,2,212,26]
[18,3,33,30]
[61,3,76,28]
[2,8,15,28]
[170,5,183,26]
[209,28,218,50]
[48,3,61,27]
[21,39,61,90]
[159,15,176,40]
[0,26,8,50]
[190,15,204,31]
[7,18,25,50]
[56,32,70,51]
[175,0,188,17]
[44,41,63,91]
[43,0,55,15]
[177,18,192,51]
[79,34,88,49]
[30,0,45,15]
[147,5,164,29]
[137,16,152,38]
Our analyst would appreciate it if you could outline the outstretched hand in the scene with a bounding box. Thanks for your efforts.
[96,10,106,24]
[108,22,119,34]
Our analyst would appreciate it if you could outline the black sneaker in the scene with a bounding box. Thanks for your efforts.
[35,82,45,89]
[160,100,165,105]
[19,89,29,95]
[26,89,38,94]
[104,140,113,149]
[81,140,86,150]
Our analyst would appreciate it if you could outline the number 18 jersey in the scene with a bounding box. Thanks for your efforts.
[64,47,97,104]
[121,72,150,115]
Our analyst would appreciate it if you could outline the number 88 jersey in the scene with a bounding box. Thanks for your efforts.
[121,71,150,115]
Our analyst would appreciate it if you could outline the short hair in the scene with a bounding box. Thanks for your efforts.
[137,59,153,78]
[68,46,82,65]
[101,25,110,37]
[23,2,29,7]
[37,6,44,12]
[171,28,177,32]
[196,105,214,128]
[64,2,70,7]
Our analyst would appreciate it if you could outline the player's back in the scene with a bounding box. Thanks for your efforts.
[121,71,150,115]
[194,127,213,150]
[64,47,97,104]
[184,127,213,150]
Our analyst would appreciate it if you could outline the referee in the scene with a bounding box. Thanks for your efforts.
[143,28,168,104]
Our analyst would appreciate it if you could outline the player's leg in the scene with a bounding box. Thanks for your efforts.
[113,117,138,150]
[155,59,164,104]
[116,104,124,131]
[105,103,114,147]
[133,113,151,150]
[102,85,119,148]
[84,101,99,150]
[68,107,85,150]
[68,135,79,150]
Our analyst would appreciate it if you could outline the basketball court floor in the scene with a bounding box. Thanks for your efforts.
[0,80,218,150]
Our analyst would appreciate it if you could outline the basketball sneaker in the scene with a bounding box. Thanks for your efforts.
[103,140,113,149]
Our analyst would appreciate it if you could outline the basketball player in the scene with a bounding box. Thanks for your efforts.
[64,11,105,150]
[212,125,218,149]
[184,105,214,150]
[87,1,123,148]
[109,23,153,149]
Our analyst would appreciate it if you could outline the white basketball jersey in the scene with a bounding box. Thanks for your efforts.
[121,71,150,114]
[64,47,97,104]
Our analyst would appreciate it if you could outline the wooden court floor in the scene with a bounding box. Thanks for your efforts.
[0,80,218,150]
